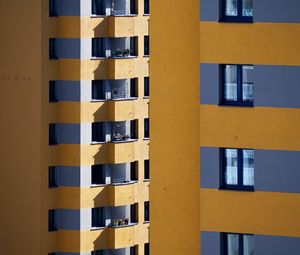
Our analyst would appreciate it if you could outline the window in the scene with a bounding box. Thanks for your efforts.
[92,122,105,143]
[130,203,138,223]
[144,160,149,180]
[49,167,58,188]
[49,38,57,59]
[49,124,57,145]
[144,243,150,255]
[91,250,104,255]
[221,65,253,106]
[91,0,105,16]
[144,77,149,97]
[221,0,253,22]
[92,207,105,228]
[222,233,254,255]
[130,0,137,15]
[144,118,149,139]
[130,37,138,56]
[130,78,138,98]
[221,148,254,191]
[49,81,57,102]
[92,80,105,100]
[130,246,138,255]
[48,209,57,231]
[144,0,149,15]
[130,161,138,181]
[92,165,105,185]
[130,120,138,139]
[49,0,57,16]
[92,38,105,58]
[144,201,149,222]
[144,36,149,56]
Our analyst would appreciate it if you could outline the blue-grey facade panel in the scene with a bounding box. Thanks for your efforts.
[56,166,81,186]
[56,209,80,230]
[254,0,300,23]
[55,39,80,59]
[255,150,300,193]
[200,147,300,193]
[200,0,220,21]
[55,0,81,16]
[201,231,220,255]
[55,123,80,144]
[200,64,220,105]
[254,65,300,108]
[200,147,220,188]
[200,64,300,108]
[53,81,81,101]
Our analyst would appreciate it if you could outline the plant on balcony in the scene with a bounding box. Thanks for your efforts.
[113,48,131,57]
[123,134,130,140]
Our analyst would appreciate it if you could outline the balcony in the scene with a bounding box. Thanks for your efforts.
[108,181,137,205]
[108,140,136,163]
[107,15,135,37]
[108,99,135,121]
[108,224,135,249]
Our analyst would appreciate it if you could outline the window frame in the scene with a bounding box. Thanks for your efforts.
[220,0,253,23]
[220,148,254,191]
[91,207,105,228]
[220,64,254,107]
[222,233,254,255]
[144,0,149,15]
[144,201,149,222]
[144,35,149,56]
[144,77,149,97]
[144,159,149,180]
[144,118,149,139]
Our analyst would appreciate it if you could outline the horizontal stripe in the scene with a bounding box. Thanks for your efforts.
[200,64,300,108]
[200,147,300,193]
[201,231,300,255]
[200,0,300,23]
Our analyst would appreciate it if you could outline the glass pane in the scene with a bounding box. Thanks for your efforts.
[243,150,254,186]
[243,235,254,255]
[242,66,254,102]
[225,149,238,185]
[224,65,238,101]
[226,0,238,16]
[227,234,239,255]
[243,0,253,17]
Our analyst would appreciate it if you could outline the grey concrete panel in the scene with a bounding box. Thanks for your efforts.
[201,231,220,255]
[55,38,80,59]
[200,0,220,21]
[254,0,300,23]
[81,208,92,230]
[81,165,92,187]
[54,81,81,101]
[80,80,92,101]
[81,0,92,16]
[56,0,81,16]
[200,64,220,105]
[255,235,300,255]
[200,147,220,189]
[255,150,300,193]
[254,65,300,108]
[56,209,80,230]
[81,123,92,144]
[81,38,92,59]
[56,123,80,144]
[56,166,81,186]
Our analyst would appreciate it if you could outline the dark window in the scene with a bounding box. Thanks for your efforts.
[130,37,138,56]
[49,124,57,145]
[49,38,57,59]
[49,166,58,188]
[130,246,137,255]
[48,209,57,231]
[144,160,149,180]
[144,243,150,255]
[222,233,254,255]
[221,148,254,191]
[92,207,105,228]
[221,0,253,22]
[49,81,57,102]
[92,80,105,100]
[130,161,138,181]
[130,203,138,223]
[144,0,149,14]
[144,77,149,97]
[144,118,149,138]
[92,165,105,185]
[221,65,253,106]
[49,0,57,16]
[144,36,149,56]
[130,78,138,98]
[130,0,137,14]
[92,122,105,143]
[91,0,105,16]
[130,120,138,139]
[144,201,149,222]
[91,250,104,255]
[92,38,105,58]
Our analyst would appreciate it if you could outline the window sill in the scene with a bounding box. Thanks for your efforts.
[90,184,107,188]
[143,179,150,182]
[109,97,138,101]
[90,14,106,18]
[143,221,150,224]
[111,14,138,17]
[219,187,255,192]
[218,18,253,23]
[91,226,106,231]
[143,138,150,141]
[111,180,138,186]
[143,96,150,99]
[218,103,254,107]
[143,14,150,16]
[91,99,106,102]
[91,57,106,60]
[109,56,138,59]
[143,55,150,58]
[91,141,106,145]
[109,222,137,228]
[110,139,137,144]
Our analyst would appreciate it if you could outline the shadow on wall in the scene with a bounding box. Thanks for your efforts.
[93,103,110,121]
[94,18,109,37]
[93,228,110,250]
[93,144,109,165]
[93,186,110,207]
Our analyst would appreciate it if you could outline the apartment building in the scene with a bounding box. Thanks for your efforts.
[0,0,149,254]
[151,0,300,254]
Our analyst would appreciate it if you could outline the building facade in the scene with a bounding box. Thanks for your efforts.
[0,0,149,254]
[151,0,300,254]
